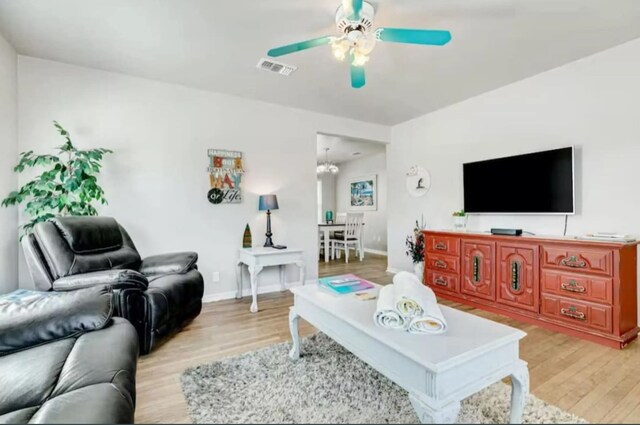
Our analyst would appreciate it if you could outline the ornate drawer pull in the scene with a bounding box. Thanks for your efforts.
[435,260,447,269]
[511,261,521,291]
[560,306,586,321]
[473,255,481,283]
[435,242,447,251]
[433,278,448,287]
[560,255,587,269]
[561,280,586,293]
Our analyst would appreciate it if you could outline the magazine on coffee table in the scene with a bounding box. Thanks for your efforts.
[318,274,375,295]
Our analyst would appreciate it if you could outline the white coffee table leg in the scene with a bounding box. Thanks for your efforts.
[248,265,263,313]
[289,308,300,360]
[296,260,305,286]
[509,361,529,424]
[235,260,243,299]
[410,394,460,424]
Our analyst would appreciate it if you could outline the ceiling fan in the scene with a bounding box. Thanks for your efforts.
[266,0,452,89]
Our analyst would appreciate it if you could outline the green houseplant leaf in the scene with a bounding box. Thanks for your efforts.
[1,121,113,239]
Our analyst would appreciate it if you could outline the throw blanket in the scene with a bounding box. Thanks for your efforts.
[373,285,406,330]
[393,271,447,335]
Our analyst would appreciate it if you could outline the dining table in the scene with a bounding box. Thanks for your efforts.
[318,222,364,263]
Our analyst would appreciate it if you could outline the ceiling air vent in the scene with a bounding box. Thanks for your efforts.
[257,58,297,76]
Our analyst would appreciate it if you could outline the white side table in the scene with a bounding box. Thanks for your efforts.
[236,247,305,313]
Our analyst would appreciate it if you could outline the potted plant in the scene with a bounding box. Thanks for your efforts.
[405,216,426,281]
[1,121,112,238]
[452,209,467,231]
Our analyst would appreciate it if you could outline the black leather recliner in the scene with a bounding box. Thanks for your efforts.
[21,216,205,354]
[0,286,138,424]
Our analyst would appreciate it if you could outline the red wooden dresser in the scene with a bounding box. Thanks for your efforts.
[423,230,639,348]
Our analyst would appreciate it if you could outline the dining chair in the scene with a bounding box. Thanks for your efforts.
[318,229,327,258]
[333,212,347,239]
[330,212,364,263]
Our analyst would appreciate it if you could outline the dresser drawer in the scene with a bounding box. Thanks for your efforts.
[541,245,613,276]
[426,253,460,274]
[425,235,460,256]
[540,294,612,333]
[425,270,459,293]
[541,270,613,305]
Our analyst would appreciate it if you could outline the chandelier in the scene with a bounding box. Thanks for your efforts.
[317,147,339,174]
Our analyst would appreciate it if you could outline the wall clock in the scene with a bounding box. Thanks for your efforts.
[406,166,430,197]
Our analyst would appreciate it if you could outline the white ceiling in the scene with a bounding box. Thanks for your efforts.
[1,0,640,125]
[317,133,386,164]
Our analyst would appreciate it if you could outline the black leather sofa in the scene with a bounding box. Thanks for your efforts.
[0,286,138,424]
[21,216,205,354]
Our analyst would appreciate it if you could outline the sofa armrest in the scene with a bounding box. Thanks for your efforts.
[0,286,113,356]
[52,269,148,292]
[140,252,198,276]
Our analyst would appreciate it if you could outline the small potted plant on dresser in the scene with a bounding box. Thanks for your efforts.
[405,218,426,282]
[452,209,467,231]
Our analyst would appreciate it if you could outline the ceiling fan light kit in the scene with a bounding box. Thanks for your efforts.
[266,0,452,89]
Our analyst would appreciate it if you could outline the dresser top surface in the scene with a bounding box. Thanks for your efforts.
[423,229,639,248]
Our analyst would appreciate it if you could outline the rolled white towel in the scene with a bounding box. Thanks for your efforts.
[407,314,446,335]
[373,285,406,330]
[393,271,447,334]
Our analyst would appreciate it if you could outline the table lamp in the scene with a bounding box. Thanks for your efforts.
[258,194,279,247]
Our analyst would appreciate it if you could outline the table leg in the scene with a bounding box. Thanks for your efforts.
[289,308,300,360]
[324,229,330,262]
[279,264,286,292]
[247,265,263,313]
[509,361,529,424]
[409,394,460,424]
[295,260,306,286]
[235,260,243,299]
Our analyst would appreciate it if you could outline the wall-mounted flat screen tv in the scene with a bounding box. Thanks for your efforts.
[463,146,575,214]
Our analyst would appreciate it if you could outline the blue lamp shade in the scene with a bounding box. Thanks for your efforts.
[258,194,279,211]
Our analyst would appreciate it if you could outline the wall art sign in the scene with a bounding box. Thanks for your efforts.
[406,165,431,197]
[348,174,377,211]
[207,149,244,204]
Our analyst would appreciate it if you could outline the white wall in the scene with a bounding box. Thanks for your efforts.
[17,57,389,299]
[388,38,640,273]
[0,33,18,294]
[336,152,387,253]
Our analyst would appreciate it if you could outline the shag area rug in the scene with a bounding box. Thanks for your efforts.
[181,333,587,424]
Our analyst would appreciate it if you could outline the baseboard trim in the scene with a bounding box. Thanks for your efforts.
[385,267,403,274]
[202,279,315,303]
[364,248,388,256]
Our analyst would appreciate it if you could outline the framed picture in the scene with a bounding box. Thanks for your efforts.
[348,174,377,211]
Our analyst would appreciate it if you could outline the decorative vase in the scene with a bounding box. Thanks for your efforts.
[453,215,467,231]
[242,224,252,248]
[414,261,425,282]
[325,210,333,224]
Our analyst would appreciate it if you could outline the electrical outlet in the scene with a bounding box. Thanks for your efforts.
[212,271,220,283]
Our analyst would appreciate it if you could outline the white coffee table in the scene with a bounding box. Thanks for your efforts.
[288,283,529,424]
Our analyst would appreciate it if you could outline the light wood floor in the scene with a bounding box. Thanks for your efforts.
[135,253,640,424]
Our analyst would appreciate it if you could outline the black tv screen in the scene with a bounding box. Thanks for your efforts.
[463,147,575,214]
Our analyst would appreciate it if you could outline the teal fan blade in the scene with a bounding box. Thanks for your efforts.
[349,0,363,20]
[376,28,452,46]
[350,61,365,89]
[267,36,333,57]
